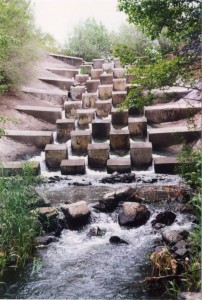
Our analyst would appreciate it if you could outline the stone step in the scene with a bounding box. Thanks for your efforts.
[46,68,79,78]
[5,130,53,148]
[90,69,103,80]
[64,101,82,118]
[45,144,68,168]
[148,126,201,149]
[82,93,98,108]
[92,119,111,139]
[71,130,92,152]
[154,157,179,174]
[128,116,147,136]
[96,99,112,118]
[88,143,109,167]
[113,68,125,78]
[113,78,126,91]
[70,86,86,101]
[60,159,85,175]
[100,74,113,85]
[75,74,89,85]
[38,77,74,91]
[49,53,83,67]
[86,80,100,93]
[98,84,113,100]
[130,142,152,168]
[145,104,201,124]
[107,158,131,174]
[93,59,105,69]
[111,108,128,126]
[110,130,130,150]
[112,91,127,107]
[21,87,67,106]
[56,119,75,142]
[16,105,62,123]
[77,109,95,126]
[0,161,40,176]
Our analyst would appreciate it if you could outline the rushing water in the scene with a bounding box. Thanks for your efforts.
[1,183,192,299]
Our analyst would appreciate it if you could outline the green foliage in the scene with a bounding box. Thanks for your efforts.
[0,0,39,92]
[62,18,111,61]
[35,29,61,53]
[0,128,5,138]
[0,165,41,274]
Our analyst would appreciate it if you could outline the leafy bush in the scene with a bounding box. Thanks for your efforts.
[62,18,111,61]
[0,0,39,92]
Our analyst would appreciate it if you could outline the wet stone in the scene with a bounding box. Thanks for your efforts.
[61,200,90,228]
[107,158,131,174]
[110,130,130,150]
[88,143,109,167]
[130,142,152,168]
[118,202,150,227]
[128,117,147,136]
[92,119,111,139]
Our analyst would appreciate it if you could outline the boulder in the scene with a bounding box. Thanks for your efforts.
[87,226,106,237]
[162,229,189,244]
[61,201,90,229]
[109,236,129,245]
[152,211,176,227]
[35,235,58,245]
[118,202,151,227]
[100,173,136,184]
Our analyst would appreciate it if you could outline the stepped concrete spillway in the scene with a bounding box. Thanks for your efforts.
[16,105,62,123]
[49,54,83,67]
[38,77,74,91]
[46,68,79,78]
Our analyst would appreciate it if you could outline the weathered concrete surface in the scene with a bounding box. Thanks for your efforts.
[75,74,89,85]
[86,80,100,93]
[56,119,75,142]
[21,87,67,106]
[98,85,113,100]
[5,130,53,148]
[64,101,82,118]
[113,78,126,91]
[16,105,62,123]
[111,108,128,126]
[96,99,112,117]
[46,68,79,78]
[130,142,152,167]
[38,77,74,91]
[88,143,109,167]
[128,116,147,136]
[100,74,113,85]
[145,104,201,124]
[113,68,125,78]
[110,130,130,150]
[93,59,105,69]
[112,91,127,107]
[49,53,83,67]
[0,161,40,176]
[77,109,95,126]
[60,159,85,175]
[148,127,201,149]
[91,69,103,80]
[92,119,111,139]
[102,62,114,73]
[70,86,86,101]
[154,157,179,174]
[82,93,97,108]
[45,144,68,168]
[107,158,131,174]
[71,130,92,151]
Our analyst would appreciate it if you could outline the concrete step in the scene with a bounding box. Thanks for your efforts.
[148,126,201,149]
[71,130,92,152]
[107,158,131,174]
[56,119,75,142]
[21,87,67,106]
[38,77,74,91]
[77,109,95,126]
[16,105,62,123]
[49,53,83,67]
[88,143,109,167]
[5,130,53,148]
[145,104,201,124]
[0,161,40,176]
[154,157,179,174]
[46,68,79,78]
[60,159,85,175]
[45,144,68,168]
[130,142,152,168]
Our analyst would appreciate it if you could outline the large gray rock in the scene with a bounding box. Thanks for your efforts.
[161,229,188,244]
[180,292,201,300]
[61,201,90,228]
[118,202,150,227]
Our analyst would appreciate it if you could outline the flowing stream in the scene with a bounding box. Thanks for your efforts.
[1,181,192,299]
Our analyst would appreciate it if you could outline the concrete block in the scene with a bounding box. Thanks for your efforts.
[91,69,103,80]
[148,127,201,149]
[56,119,75,142]
[113,58,121,68]
[100,74,113,85]
[0,161,40,177]
[64,101,82,118]
[113,68,125,78]
[82,92,98,108]
[154,157,179,174]
[93,59,105,69]
[71,130,92,152]
[130,142,152,167]
[128,117,147,136]
[16,105,62,123]
[92,119,111,139]
[75,74,89,85]
[5,130,53,149]
[96,99,112,117]
[113,78,127,91]
[110,130,130,150]
[98,84,113,100]
[80,64,92,75]
[86,80,100,93]
[126,74,136,84]
[88,143,109,167]
[49,54,83,67]
[45,144,68,168]
[70,86,86,101]
[112,91,127,107]
[102,62,114,73]
[107,158,131,174]
[38,77,74,91]
[77,109,95,126]
[60,159,85,175]
[111,108,128,126]
[46,68,79,79]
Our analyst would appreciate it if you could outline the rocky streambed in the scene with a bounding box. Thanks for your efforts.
[0,174,196,299]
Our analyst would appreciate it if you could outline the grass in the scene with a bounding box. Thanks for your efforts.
[0,163,42,275]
